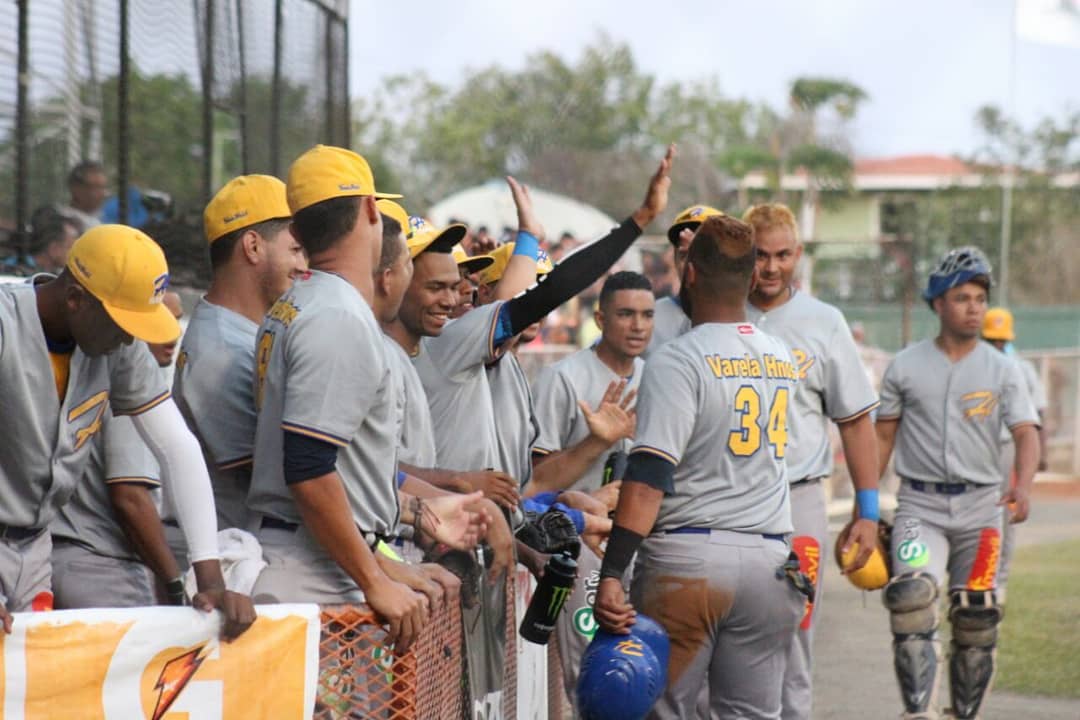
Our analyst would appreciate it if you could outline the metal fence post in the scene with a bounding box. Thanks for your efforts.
[270,0,283,176]
[118,0,130,224]
[15,0,30,253]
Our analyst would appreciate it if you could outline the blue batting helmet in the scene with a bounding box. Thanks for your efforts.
[629,614,670,675]
[922,246,993,307]
[577,626,666,720]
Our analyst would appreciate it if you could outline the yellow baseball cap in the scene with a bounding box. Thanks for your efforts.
[405,216,466,259]
[66,225,181,344]
[476,243,554,286]
[452,243,494,274]
[983,307,1015,341]
[204,174,291,244]
[667,204,725,245]
[376,199,411,237]
[286,144,401,214]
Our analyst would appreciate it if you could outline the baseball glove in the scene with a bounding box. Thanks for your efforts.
[515,509,581,559]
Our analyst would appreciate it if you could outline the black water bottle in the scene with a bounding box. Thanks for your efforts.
[519,552,577,644]
[602,450,628,486]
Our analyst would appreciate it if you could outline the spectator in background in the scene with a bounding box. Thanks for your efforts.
[58,161,108,232]
[4,206,80,276]
[470,225,495,256]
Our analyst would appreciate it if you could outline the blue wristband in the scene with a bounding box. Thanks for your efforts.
[856,489,880,521]
[396,470,407,489]
[513,230,540,260]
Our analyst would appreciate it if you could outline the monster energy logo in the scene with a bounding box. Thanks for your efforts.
[548,584,572,616]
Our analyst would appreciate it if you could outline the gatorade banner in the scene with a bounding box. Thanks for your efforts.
[0,604,319,720]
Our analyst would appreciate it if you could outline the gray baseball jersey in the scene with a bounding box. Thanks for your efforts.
[50,410,160,560]
[249,270,400,535]
[531,348,644,492]
[633,322,796,535]
[0,281,170,529]
[384,336,438,468]
[485,352,539,487]
[173,298,260,530]
[412,302,504,474]
[747,290,879,481]
[878,339,1038,485]
[1017,356,1047,411]
[643,295,690,358]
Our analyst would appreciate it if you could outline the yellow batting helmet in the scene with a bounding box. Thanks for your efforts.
[834,519,891,591]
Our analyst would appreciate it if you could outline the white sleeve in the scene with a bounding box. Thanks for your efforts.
[131,398,220,563]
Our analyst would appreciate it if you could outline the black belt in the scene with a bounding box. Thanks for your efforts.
[909,480,977,495]
[260,515,387,549]
[665,527,786,543]
[260,516,299,532]
[790,476,824,488]
[0,524,45,541]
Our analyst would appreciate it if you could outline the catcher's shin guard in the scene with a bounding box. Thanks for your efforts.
[883,573,942,716]
[947,590,1001,719]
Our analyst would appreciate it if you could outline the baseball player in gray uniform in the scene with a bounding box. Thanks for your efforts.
[531,270,652,494]
[531,270,653,710]
[643,204,723,358]
[980,306,1049,602]
[596,214,806,719]
[0,224,253,637]
[52,297,187,609]
[876,247,1039,720]
[743,202,881,720]
[173,174,306,540]
[248,145,484,654]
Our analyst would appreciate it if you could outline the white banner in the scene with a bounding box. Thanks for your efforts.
[0,604,320,720]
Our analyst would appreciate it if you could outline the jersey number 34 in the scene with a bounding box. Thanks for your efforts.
[728,385,790,459]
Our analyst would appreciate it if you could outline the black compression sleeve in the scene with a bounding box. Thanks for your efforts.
[506,217,642,335]
[625,452,677,494]
[283,430,339,485]
[599,525,645,580]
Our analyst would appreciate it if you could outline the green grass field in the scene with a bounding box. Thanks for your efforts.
[995,539,1080,698]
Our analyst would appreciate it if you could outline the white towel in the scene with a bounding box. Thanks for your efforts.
[184,527,268,598]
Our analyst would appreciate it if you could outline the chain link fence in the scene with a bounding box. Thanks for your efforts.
[1,0,348,284]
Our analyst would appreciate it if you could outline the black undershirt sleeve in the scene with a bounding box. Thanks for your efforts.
[283,430,339,485]
[625,452,677,495]
[505,217,642,335]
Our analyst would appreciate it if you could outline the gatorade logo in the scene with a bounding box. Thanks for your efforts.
[548,585,572,617]
[573,607,596,640]
[898,539,930,568]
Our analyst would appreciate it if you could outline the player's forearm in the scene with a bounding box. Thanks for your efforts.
[874,418,899,479]
[582,511,613,536]
[495,236,540,301]
[837,413,880,492]
[506,218,642,335]
[1011,424,1039,492]
[290,472,385,590]
[398,464,460,495]
[131,399,220,564]
[611,478,663,537]
[525,437,610,496]
[109,484,183,584]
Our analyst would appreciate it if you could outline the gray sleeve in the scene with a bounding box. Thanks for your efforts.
[630,348,698,466]
[282,308,384,445]
[531,366,575,455]
[1001,359,1039,430]
[1021,359,1048,411]
[426,302,505,380]
[103,413,160,485]
[108,342,170,415]
[823,316,880,422]
[877,356,904,420]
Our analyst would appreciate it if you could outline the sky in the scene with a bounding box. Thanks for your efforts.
[348,0,1080,159]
